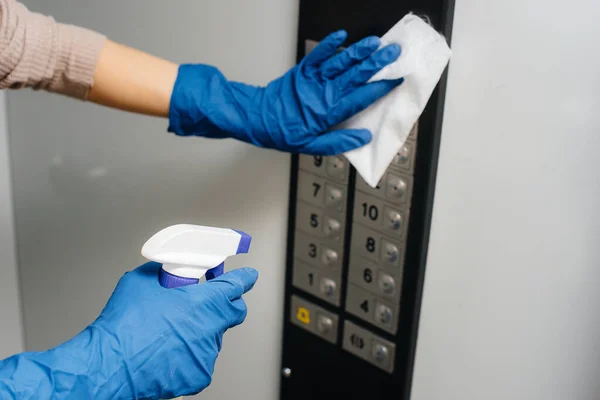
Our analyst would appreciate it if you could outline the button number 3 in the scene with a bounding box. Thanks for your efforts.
[308,243,317,258]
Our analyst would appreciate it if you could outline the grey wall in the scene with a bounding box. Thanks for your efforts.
[8,1,298,399]
[411,0,600,399]
[0,92,24,359]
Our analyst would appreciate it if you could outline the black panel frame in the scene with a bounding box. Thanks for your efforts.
[280,1,455,399]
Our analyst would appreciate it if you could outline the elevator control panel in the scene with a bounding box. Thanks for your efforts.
[280,1,454,399]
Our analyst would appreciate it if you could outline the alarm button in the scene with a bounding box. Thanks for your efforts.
[371,339,395,372]
[342,321,371,361]
[317,313,333,335]
[291,295,314,329]
[372,342,390,366]
[290,295,339,344]
[342,321,396,373]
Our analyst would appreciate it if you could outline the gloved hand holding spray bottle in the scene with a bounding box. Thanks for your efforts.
[140,224,253,400]
[0,225,256,400]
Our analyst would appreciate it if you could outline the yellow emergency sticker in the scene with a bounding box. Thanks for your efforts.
[296,307,310,325]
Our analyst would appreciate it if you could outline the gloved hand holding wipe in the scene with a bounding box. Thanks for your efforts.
[168,32,403,155]
[0,263,259,399]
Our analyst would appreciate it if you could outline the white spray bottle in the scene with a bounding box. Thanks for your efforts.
[141,224,252,288]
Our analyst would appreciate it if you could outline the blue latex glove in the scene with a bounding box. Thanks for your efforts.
[168,31,403,155]
[0,262,258,399]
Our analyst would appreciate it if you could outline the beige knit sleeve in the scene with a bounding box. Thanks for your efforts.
[0,0,106,99]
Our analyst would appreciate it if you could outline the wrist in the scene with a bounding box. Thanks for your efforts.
[167,64,268,145]
[167,64,225,136]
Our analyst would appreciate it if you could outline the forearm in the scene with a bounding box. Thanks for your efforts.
[0,327,131,400]
[0,0,178,117]
[88,40,178,118]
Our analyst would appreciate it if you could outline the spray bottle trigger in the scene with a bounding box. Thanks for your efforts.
[141,224,252,289]
[205,262,225,280]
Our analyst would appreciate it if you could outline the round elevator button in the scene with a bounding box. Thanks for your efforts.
[372,343,390,366]
[320,278,337,297]
[317,315,333,335]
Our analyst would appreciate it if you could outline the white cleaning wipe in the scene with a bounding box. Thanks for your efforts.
[339,14,452,188]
